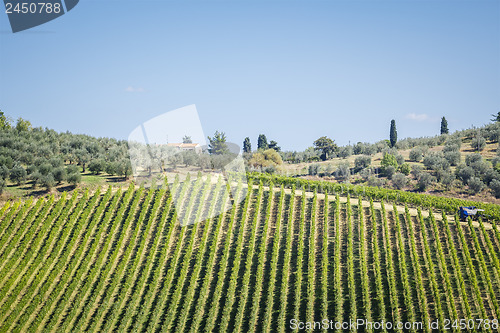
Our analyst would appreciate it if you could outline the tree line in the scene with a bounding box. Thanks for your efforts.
[0,111,132,193]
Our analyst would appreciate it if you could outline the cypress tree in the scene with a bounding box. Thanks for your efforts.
[243,137,252,153]
[440,117,449,135]
[257,134,268,150]
[390,119,397,148]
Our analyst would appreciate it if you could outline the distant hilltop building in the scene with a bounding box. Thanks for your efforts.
[166,143,202,153]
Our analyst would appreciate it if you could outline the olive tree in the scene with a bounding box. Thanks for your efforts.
[354,155,371,170]
[468,177,485,194]
[9,165,26,185]
[392,173,407,190]
[489,179,500,198]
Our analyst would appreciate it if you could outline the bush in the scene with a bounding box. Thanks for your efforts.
[367,175,385,187]
[471,136,486,151]
[445,135,462,148]
[455,164,475,184]
[383,165,396,179]
[381,153,398,177]
[105,162,116,176]
[465,154,489,178]
[67,172,82,186]
[490,179,500,198]
[308,164,320,176]
[30,171,43,188]
[468,177,485,194]
[353,142,376,155]
[0,155,14,169]
[66,164,80,174]
[0,178,5,194]
[324,163,334,175]
[338,146,353,159]
[411,165,424,179]
[483,168,500,185]
[0,165,9,180]
[395,141,409,150]
[417,173,434,191]
[399,163,411,175]
[49,157,63,168]
[437,169,455,188]
[444,151,461,166]
[354,155,371,170]
[249,149,283,168]
[392,173,407,190]
[88,159,105,174]
[380,153,398,168]
[485,123,500,142]
[465,153,483,166]
[443,144,460,153]
[423,152,449,171]
[263,165,277,174]
[396,154,405,165]
[359,167,373,181]
[26,164,37,175]
[41,173,56,190]
[335,162,350,181]
[52,167,66,184]
[9,165,27,185]
[38,163,52,176]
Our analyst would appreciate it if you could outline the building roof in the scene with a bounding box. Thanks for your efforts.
[167,143,200,148]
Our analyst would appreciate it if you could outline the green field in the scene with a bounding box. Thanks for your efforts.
[0,175,499,332]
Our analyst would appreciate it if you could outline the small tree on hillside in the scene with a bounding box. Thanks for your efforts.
[67,172,82,186]
[440,116,449,135]
[392,173,407,189]
[42,173,56,191]
[0,111,12,130]
[52,167,66,184]
[15,117,32,132]
[243,137,252,154]
[9,165,27,185]
[88,159,105,174]
[390,119,397,147]
[490,179,500,198]
[268,140,281,152]
[338,146,353,159]
[335,162,350,181]
[182,135,192,144]
[381,153,398,169]
[257,134,268,150]
[207,131,229,155]
[248,149,283,168]
[313,136,338,161]
[354,155,371,170]
[409,147,425,162]
[417,173,433,191]
[468,177,485,194]
[471,135,486,151]
[491,111,500,123]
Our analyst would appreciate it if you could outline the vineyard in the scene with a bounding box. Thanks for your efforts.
[0,175,499,332]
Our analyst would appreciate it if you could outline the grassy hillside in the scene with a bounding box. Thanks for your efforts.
[0,177,499,332]
[279,138,500,204]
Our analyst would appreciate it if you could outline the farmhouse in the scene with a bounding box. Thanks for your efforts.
[167,142,202,153]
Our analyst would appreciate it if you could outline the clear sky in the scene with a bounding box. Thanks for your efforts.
[0,0,499,151]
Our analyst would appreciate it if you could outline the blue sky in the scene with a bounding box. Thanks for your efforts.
[0,0,499,151]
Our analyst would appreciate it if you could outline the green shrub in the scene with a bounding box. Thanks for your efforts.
[468,177,485,194]
[399,163,411,175]
[392,173,407,190]
[490,179,500,198]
